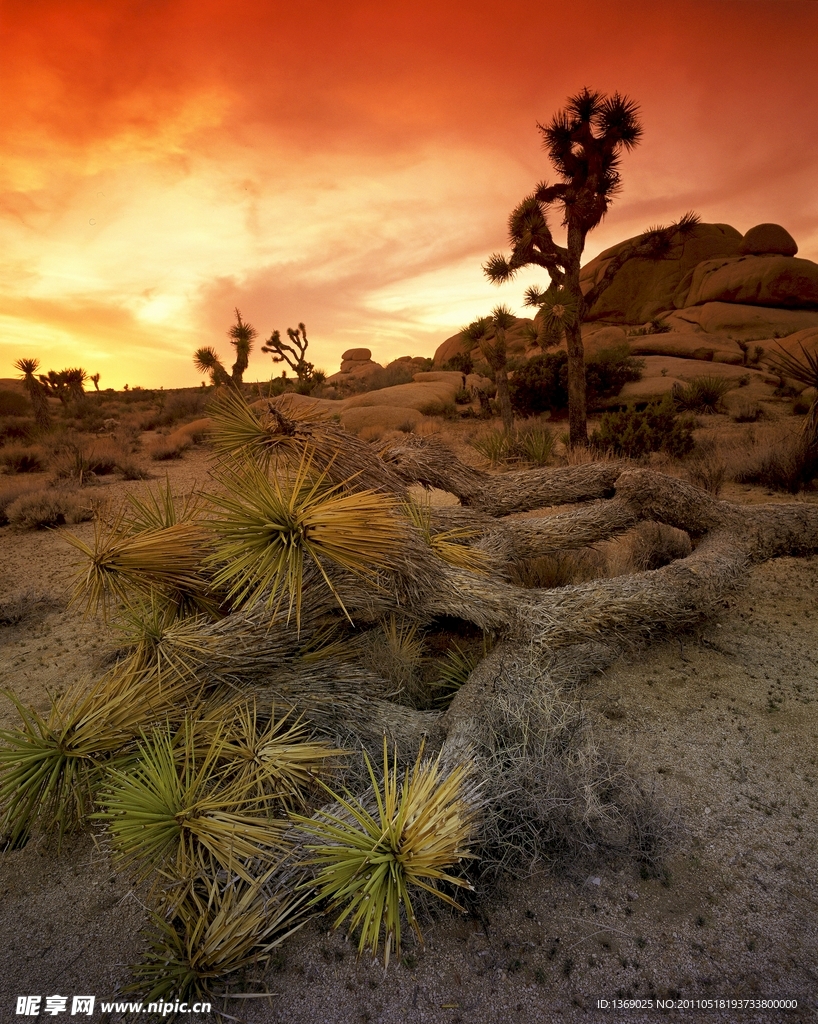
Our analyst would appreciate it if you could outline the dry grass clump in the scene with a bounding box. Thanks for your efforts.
[508,548,608,589]
[358,615,426,702]
[0,590,57,626]
[148,430,193,460]
[476,681,676,879]
[468,423,555,468]
[0,443,46,473]
[5,488,97,530]
[604,522,692,577]
[730,398,765,423]
[0,477,44,524]
[685,440,728,495]
[672,375,735,414]
[728,423,818,492]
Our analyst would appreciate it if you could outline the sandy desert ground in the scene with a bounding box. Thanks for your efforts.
[1,435,817,1024]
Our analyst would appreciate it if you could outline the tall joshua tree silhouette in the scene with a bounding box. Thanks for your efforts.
[15,358,51,428]
[484,88,644,446]
[228,308,257,384]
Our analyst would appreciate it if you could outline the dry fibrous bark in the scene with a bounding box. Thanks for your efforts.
[207,455,818,761]
[380,434,625,513]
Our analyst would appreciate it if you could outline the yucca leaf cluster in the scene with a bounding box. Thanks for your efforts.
[294,740,478,966]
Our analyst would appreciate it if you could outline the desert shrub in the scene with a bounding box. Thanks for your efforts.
[443,352,474,375]
[454,387,471,404]
[732,430,818,493]
[0,417,33,444]
[0,479,45,525]
[156,390,210,427]
[584,344,644,408]
[510,347,642,418]
[0,390,30,417]
[0,590,57,626]
[686,440,728,496]
[594,396,695,459]
[0,444,46,474]
[5,489,96,529]
[672,375,735,414]
[149,431,193,460]
[510,352,568,417]
[731,399,764,423]
[70,396,107,433]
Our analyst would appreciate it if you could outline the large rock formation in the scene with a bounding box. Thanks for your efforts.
[682,255,818,309]
[580,223,743,323]
[581,221,818,324]
[433,316,536,367]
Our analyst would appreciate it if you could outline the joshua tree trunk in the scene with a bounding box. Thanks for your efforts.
[564,227,588,447]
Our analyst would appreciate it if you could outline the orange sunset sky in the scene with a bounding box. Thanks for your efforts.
[2,0,818,390]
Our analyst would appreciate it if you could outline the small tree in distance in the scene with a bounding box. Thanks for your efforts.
[228,308,256,384]
[15,358,51,428]
[261,323,316,384]
[460,306,517,432]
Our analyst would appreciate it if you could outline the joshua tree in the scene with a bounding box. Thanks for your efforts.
[193,346,233,388]
[228,308,257,384]
[261,322,315,383]
[460,306,516,432]
[90,373,101,391]
[62,367,87,402]
[485,87,645,446]
[14,357,51,428]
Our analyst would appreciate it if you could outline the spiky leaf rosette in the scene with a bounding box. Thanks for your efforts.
[196,702,344,811]
[111,596,218,681]
[0,666,200,847]
[65,514,214,617]
[129,866,310,1002]
[207,455,405,628]
[97,722,289,884]
[120,478,204,534]
[293,739,478,966]
[536,287,578,330]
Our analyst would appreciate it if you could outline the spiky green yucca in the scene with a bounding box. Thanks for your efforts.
[196,702,343,811]
[66,515,214,617]
[98,722,289,884]
[112,597,217,681]
[0,667,199,847]
[130,867,309,1002]
[294,740,478,966]
[208,455,404,627]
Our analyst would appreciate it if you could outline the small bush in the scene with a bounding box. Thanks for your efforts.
[5,489,96,529]
[0,444,46,474]
[468,425,553,467]
[510,347,643,418]
[686,442,728,496]
[672,375,735,414]
[508,548,607,589]
[731,399,764,423]
[594,396,695,459]
[0,479,44,525]
[156,390,210,427]
[443,352,474,375]
[732,431,818,493]
[0,417,33,444]
[149,431,193,460]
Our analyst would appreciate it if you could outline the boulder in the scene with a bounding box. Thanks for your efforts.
[580,223,743,323]
[607,356,771,407]
[683,255,818,309]
[666,302,818,340]
[341,348,372,362]
[628,330,742,365]
[342,371,462,415]
[738,223,798,257]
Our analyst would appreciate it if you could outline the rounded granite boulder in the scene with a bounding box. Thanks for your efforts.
[737,224,798,257]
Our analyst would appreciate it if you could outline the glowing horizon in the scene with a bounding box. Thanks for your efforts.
[2,0,817,390]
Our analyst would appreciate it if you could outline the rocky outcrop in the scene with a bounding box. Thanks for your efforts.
[433,317,535,367]
[664,302,818,340]
[737,223,798,257]
[580,224,743,323]
[682,255,818,309]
